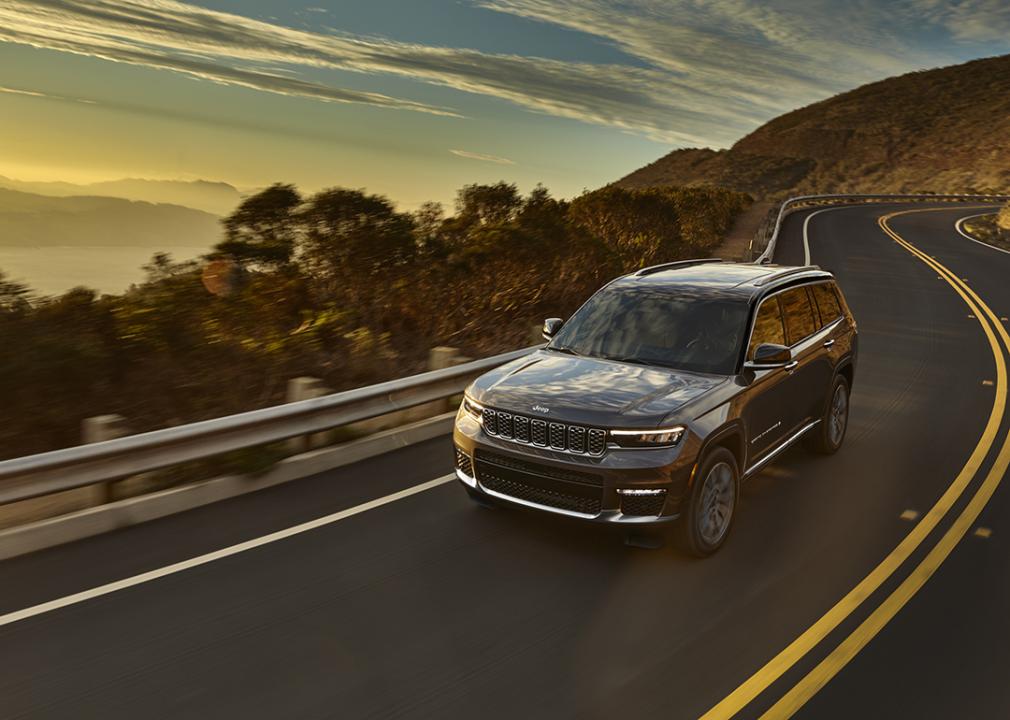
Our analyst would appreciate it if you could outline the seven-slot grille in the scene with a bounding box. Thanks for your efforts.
[483,408,605,456]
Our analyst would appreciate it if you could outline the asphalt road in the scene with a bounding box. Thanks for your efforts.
[2,202,1009,719]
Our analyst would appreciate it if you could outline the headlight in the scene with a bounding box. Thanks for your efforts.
[459,395,484,420]
[609,426,685,448]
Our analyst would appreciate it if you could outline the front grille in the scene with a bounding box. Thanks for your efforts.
[475,450,602,486]
[482,407,605,456]
[620,491,667,517]
[475,451,602,516]
[454,447,474,477]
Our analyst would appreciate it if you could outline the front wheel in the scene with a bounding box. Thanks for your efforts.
[677,447,739,557]
[804,375,850,455]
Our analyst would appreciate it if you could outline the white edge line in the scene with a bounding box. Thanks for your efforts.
[0,474,455,628]
[954,211,1010,256]
[802,206,848,265]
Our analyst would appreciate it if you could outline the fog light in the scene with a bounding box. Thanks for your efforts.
[617,488,665,496]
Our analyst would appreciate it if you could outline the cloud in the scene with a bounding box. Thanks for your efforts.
[0,83,98,104]
[450,149,516,165]
[0,0,1007,149]
[476,0,1010,139]
[0,1,460,117]
[0,0,762,145]
[900,0,1010,41]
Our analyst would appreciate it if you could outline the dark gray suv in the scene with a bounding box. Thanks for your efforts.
[453,259,858,555]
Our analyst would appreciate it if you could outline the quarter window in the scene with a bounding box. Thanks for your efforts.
[811,282,843,326]
[780,287,818,345]
[748,296,785,359]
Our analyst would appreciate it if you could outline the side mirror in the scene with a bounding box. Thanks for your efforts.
[542,317,564,341]
[745,343,792,369]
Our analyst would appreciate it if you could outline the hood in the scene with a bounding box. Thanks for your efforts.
[469,350,728,427]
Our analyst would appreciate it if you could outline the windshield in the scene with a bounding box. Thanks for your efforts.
[549,286,748,375]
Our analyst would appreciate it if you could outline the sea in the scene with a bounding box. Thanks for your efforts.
[0,246,209,297]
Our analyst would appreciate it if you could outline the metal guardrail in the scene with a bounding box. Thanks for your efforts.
[750,193,1010,264]
[0,344,543,506]
[5,194,1010,508]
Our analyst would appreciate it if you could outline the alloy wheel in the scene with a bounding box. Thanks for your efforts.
[829,384,848,447]
[698,461,735,545]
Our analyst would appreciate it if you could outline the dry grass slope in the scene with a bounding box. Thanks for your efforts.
[618,54,1010,199]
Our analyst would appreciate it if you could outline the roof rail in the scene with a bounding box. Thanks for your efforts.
[636,258,724,277]
[753,265,823,287]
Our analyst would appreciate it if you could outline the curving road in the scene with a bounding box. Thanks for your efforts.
[2,202,1009,719]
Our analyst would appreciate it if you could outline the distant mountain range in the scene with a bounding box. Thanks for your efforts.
[0,188,221,248]
[0,176,241,216]
[617,54,1010,198]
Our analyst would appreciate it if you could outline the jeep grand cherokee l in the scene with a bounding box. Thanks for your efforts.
[452,259,858,555]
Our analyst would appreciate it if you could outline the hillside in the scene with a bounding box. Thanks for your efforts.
[0,176,241,216]
[0,188,221,247]
[618,54,1010,198]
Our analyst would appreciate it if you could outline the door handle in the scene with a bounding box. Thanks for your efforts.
[823,339,836,348]
[784,360,799,370]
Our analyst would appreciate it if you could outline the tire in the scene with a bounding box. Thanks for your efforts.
[677,447,740,557]
[804,375,850,455]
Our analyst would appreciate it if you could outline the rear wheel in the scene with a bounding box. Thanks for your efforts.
[677,447,739,557]
[805,375,850,454]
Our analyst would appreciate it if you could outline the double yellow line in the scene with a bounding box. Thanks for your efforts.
[702,207,1010,719]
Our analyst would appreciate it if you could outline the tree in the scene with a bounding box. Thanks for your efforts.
[412,201,445,253]
[215,183,302,268]
[516,184,568,246]
[569,186,684,268]
[299,188,416,280]
[455,182,522,226]
[0,271,32,314]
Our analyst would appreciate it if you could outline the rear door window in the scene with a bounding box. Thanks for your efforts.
[780,287,818,345]
[810,282,843,326]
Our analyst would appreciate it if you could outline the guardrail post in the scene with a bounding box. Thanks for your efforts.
[81,415,128,504]
[429,346,460,371]
[286,377,332,452]
[423,347,467,416]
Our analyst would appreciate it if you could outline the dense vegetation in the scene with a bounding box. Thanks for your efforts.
[0,182,749,460]
[618,53,1010,199]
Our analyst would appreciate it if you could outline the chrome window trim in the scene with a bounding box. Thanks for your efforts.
[742,280,845,368]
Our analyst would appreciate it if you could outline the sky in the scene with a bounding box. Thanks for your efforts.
[1,0,1009,210]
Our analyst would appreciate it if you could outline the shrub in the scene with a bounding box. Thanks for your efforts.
[0,181,749,460]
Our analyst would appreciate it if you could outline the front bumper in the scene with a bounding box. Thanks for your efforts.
[454,411,695,525]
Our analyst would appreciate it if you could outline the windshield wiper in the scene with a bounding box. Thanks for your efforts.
[604,354,668,369]
[602,354,647,365]
[548,345,584,357]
